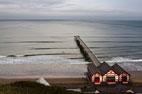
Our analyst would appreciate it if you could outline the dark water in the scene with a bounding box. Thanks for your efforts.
[0,20,142,63]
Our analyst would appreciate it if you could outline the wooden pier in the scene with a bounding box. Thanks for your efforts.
[74,36,100,67]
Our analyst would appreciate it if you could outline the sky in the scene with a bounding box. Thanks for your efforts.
[0,0,141,20]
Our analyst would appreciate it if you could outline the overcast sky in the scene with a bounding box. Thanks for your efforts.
[0,0,141,20]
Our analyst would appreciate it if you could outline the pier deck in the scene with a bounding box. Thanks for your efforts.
[74,36,100,67]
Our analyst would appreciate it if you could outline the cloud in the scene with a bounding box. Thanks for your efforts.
[0,0,65,5]
[0,0,66,12]
[0,0,141,20]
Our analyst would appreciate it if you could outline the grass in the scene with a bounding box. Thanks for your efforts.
[0,81,132,94]
[0,81,82,94]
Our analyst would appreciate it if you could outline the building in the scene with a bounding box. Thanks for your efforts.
[87,62,130,85]
[112,63,130,84]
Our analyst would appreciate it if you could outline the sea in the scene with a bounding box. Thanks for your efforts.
[0,20,142,71]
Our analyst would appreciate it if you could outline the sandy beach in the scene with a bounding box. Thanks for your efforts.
[0,64,88,87]
[129,71,142,83]
[0,64,142,88]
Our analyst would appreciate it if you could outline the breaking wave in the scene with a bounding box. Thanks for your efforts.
[106,57,142,63]
[1,55,142,71]
[0,55,88,64]
[0,55,6,58]
[106,57,142,71]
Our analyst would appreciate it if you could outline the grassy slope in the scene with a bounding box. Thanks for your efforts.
[0,81,82,94]
[0,81,130,94]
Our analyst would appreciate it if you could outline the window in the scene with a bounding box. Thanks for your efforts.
[95,77,100,82]
[106,76,115,82]
[122,76,127,82]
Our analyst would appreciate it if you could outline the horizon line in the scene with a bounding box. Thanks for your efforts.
[0,19,142,21]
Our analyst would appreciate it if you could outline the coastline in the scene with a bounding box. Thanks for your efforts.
[0,64,142,87]
[0,64,87,88]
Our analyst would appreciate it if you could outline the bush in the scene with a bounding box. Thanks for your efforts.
[0,81,82,94]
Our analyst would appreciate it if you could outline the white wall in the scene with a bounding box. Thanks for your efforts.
[103,70,118,83]
[91,73,102,84]
[119,72,130,83]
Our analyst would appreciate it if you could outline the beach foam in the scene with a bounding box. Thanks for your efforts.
[0,55,88,64]
[0,55,142,71]
[106,57,142,71]
[106,57,142,62]
[0,55,6,58]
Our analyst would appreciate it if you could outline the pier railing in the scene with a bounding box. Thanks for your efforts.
[74,36,100,67]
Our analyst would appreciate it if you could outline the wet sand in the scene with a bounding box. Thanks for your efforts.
[0,64,88,88]
[0,64,87,78]
[129,71,142,83]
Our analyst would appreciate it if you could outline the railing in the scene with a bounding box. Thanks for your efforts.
[74,36,100,67]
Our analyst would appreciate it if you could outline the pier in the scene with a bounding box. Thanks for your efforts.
[74,36,100,67]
